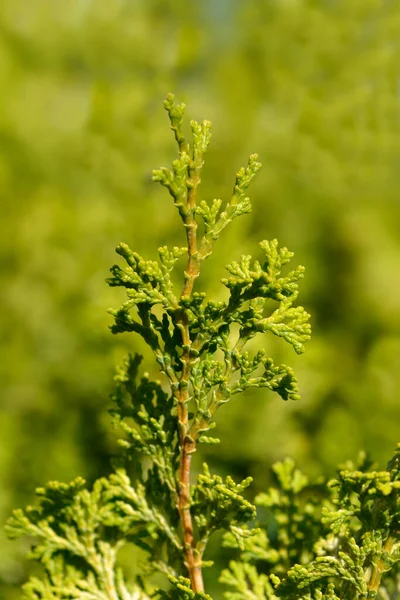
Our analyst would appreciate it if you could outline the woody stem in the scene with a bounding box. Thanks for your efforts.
[176,161,203,592]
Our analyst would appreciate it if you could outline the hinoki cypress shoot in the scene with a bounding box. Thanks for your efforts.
[6,95,399,600]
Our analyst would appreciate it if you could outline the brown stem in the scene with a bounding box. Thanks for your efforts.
[176,161,204,592]
[178,432,204,592]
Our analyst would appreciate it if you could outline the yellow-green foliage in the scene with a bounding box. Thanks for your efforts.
[6,94,399,600]
[5,95,400,600]
[1,1,400,597]
[6,94,311,598]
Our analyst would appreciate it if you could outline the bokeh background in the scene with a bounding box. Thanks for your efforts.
[1,0,400,597]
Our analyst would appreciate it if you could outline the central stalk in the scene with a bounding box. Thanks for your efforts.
[176,160,203,592]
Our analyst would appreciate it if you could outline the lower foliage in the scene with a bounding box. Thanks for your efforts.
[222,449,400,599]
[6,445,400,599]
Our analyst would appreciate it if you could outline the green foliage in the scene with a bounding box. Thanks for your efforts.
[6,474,154,600]
[156,575,213,600]
[6,96,311,598]
[221,446,400,599]
[192,464,256,553]
[107,93,310,450]
[3,2,400,597]
[7,91,399,600]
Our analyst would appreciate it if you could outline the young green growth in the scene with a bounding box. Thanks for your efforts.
[107,93,311,592]
[6,95,313,599]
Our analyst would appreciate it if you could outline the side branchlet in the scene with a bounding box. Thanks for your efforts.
[221,446,400,600]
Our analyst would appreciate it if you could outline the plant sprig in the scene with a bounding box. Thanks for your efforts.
[106,94,311,591]
[6,94,314,599]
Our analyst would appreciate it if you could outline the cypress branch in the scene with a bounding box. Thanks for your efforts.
[6,95,399,600]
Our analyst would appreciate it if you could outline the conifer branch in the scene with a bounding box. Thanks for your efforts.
[15,95,400,600]
[159,96,211,592]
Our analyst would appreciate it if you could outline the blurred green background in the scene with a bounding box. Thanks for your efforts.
[1,0,400,597]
